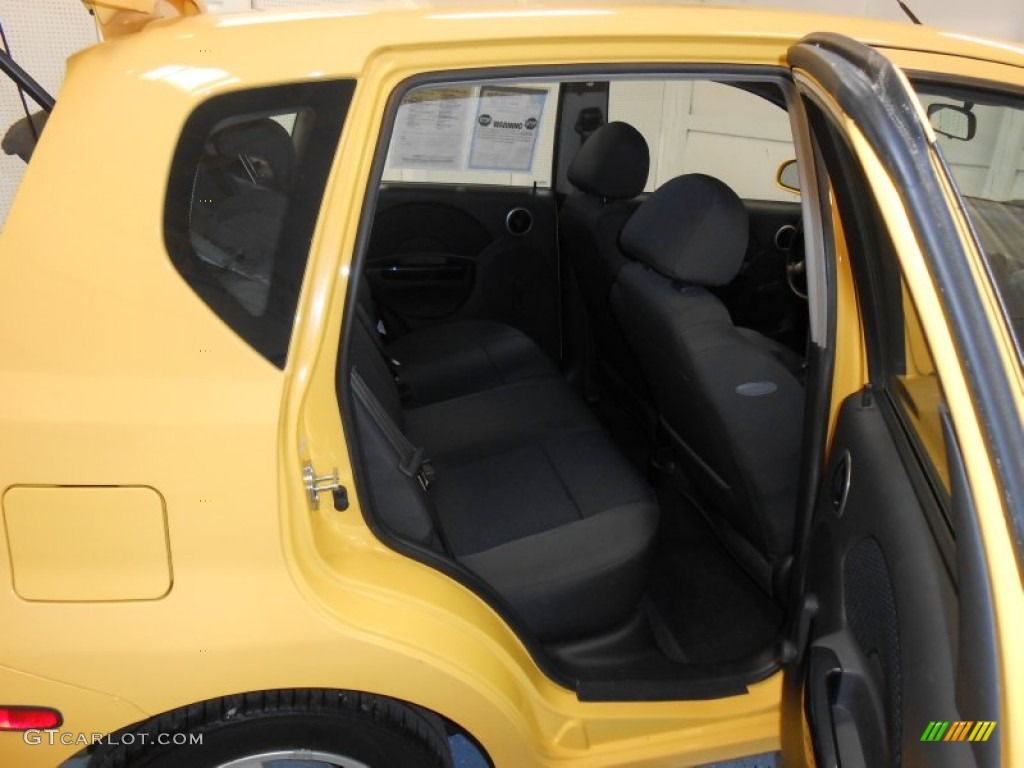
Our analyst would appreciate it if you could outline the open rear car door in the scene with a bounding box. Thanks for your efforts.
[781,34,1024,768]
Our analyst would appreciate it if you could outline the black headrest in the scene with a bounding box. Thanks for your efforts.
[567,121,649,200]
[209,117,295,187]
[620,174,748,287]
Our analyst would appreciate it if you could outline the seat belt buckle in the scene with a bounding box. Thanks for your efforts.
[417,460,435,491]
[400,446,434,491]
[396,375,414,404]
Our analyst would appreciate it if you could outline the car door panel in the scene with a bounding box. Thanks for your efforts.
[365,183,561,358]
[782,32,1012,768]
[799,392,966,768]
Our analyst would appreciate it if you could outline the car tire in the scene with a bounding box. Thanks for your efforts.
[89,689,453,768]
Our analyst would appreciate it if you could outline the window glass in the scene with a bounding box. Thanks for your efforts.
[165,81,354,368]
[382,83,558,187]
[894,285,950,494]
[915,84,1024,371]
[803,97,952,504]
[610,80,797,200]
[189,110,307,318]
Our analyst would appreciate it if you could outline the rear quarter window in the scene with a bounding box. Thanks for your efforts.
[164,80,354,368]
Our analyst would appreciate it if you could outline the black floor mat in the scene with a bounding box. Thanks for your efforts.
[647,476,784,664]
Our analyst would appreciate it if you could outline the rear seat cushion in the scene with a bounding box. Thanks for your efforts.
[459,502,657,641]
[346,309,659,641]
[434,430,658,639]
[433,429,654,554]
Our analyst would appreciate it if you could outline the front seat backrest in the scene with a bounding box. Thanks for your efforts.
[611,174,804,593]
[560,121,650,394]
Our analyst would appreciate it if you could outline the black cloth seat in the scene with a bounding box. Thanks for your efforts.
[559,121,651,398]
[347,317,658,641]
[386,320,558,406]
[404,377,593,463]
[355,290,557,407]
[611,174,804,594]
[737,327,805,381]
[432,426,657,640]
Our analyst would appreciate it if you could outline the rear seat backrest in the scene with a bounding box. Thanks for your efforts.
[347,311,404,426]
[345,319,442,550]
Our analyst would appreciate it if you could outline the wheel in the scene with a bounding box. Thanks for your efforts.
[89,690,453,768]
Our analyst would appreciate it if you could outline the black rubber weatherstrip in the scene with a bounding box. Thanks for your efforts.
[790,32,1024,585]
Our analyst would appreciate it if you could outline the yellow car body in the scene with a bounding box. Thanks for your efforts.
[1,3,1022,767]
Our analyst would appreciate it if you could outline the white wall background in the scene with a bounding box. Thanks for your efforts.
[609,80,797,199]
[1,0,1023,224]
[0,0,98,226]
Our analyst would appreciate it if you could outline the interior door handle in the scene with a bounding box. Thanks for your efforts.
[831,450,852,516]
[806,641,884,768]
[367,253,472,282]
[808,646,843,768]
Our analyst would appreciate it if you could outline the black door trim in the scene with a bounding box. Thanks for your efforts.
[791,32,1024,582]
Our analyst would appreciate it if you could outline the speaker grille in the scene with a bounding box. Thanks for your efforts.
[845,536,902,765]
[505,207,533,235]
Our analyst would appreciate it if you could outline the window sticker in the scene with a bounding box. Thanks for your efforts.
[468,86,547,171]
[388,87,473,170]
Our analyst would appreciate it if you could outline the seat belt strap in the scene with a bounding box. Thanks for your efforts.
[351,368,434,490]
[355,304,402,373]
[355,303,413,401]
